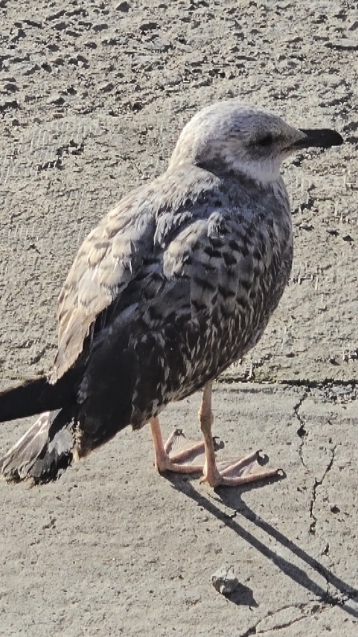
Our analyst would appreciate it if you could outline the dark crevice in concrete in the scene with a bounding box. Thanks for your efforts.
[292,390,309,468]
[309,446,336,536]
[239,589,358,636]
[36,140,85,173]
[239,590,357,636]
[217,377,358,396]
[238,602,325,636]
[282,378,358,389]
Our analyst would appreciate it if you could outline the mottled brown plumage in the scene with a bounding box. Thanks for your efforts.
[0,99,342,485]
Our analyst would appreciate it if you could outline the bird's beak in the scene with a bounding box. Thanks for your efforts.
[293,129,344,149]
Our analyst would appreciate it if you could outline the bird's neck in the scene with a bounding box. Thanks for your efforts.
[225,155,282,185]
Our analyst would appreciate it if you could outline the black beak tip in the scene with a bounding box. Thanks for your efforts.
[298,129,344,149]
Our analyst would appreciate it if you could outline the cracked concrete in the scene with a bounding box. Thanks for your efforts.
[1,0,358,635]
[309,446,336,537]
[293,390,309,469]
[239,602,327,636]
[1,383,357,636]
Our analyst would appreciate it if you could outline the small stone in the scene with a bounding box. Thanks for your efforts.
[211,565,239,595]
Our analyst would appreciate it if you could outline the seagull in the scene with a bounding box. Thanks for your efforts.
[0,99,343,487]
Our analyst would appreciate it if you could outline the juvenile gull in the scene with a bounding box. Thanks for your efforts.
[0,99,343,487]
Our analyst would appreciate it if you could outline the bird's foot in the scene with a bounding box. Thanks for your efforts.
[155,429,205,474]
[201,449,284,488]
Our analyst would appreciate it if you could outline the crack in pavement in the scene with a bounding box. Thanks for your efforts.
[239,590,358,636]
[238,601,327,636]
[292,389,338,544]
[309,446,336,536]
[292,389,309,468]
[176,461,358,623]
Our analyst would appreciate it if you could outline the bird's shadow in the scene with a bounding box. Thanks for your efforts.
[165,474,358,616]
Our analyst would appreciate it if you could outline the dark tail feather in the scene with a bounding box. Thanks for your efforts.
[0,406,76,483]
[0,369,80,423]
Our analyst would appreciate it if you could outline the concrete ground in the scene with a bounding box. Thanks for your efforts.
[1,0,358,635]
[1,383,358,636]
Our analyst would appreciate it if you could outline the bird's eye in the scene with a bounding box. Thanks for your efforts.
[257,134,274,147]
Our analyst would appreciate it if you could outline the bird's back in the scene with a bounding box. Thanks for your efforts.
[67,167,293,447]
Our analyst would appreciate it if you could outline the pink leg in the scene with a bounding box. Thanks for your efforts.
[200,383,282,488]
[150,416,204,474]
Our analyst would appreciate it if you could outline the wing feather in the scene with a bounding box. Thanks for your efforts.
[51,189,156,381]
[51,168,222,382]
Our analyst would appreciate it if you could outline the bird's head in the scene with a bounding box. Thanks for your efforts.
[168,99,343,184]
